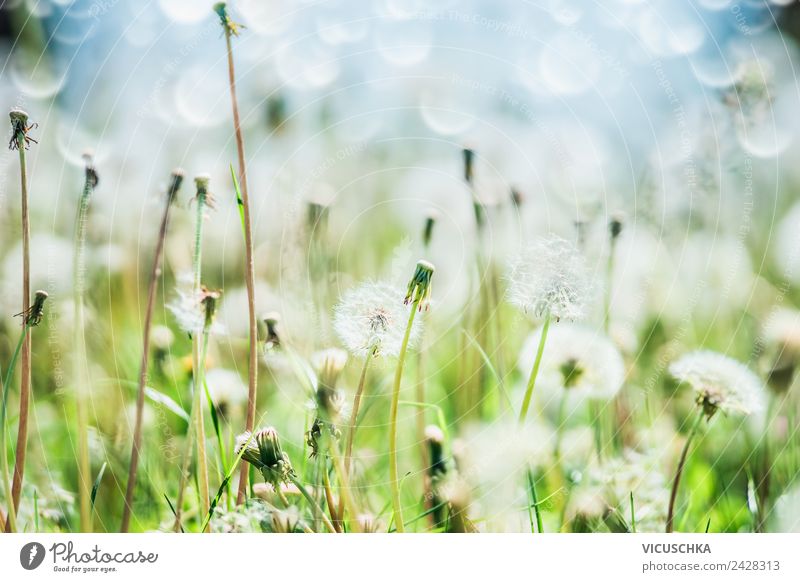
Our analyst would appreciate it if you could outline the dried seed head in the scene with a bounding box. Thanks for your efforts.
[670,350,764,418]
[200,287,221,331]
[194,173,215,208]
[9,108,37,151]
[405,260,435,311]
[83,150,99,189]
[18,290,49,326]
[167,168,185,203]
[214,2,244,36]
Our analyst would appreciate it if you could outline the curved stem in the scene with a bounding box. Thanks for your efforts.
[288,474,335,533]
[389,301,421,532]
[518,311,552,424]
[666,409,705,533]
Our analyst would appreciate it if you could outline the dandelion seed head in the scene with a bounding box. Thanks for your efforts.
[670,350,764,417]
[518,323,625,404]
[333,281,420,358]
[168,287,225,335]
[507,235,592,321]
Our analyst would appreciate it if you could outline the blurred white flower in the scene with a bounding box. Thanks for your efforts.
[507,235,592,321]
[670,350,764,416]
[518,323,625,417]
[167,288,225,335]
[205,368,247,417]
[333,280,420,358]
[772,484,800,533]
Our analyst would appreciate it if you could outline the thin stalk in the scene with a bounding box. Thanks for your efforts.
[527,468,544,533]
[338,349,374,524]
[1,322,31,532]
[666,408,705,533]
[518,311,552,424]
[590,400,604,463]
[216,3,258,505]
[73,155,96,532]
[8,111,32,524]
[603,237,617,334]
[389,300,422,532]
[288,474,336,533]
[192,182,210,530]
[322,468,341,532]
[121,170,183,532]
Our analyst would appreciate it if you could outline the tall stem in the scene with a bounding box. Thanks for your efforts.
[121,171,181,532]
[9,137,31,525]
[666,409,705,533]
[518,311,552,424]
[288,474,336,533]
[1,322,31,532]
[73,160,95,532]
[192,192,210,529]
[221,13,258,506]
[338,350,374,523]
[389,301,421,532]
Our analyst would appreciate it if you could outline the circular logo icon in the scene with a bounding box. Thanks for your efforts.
[20,542,46,570]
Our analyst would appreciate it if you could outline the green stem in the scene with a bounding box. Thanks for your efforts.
[389,299,421,532]
[518,311,552,424]
[339,349,374,524]
[527,468,544,533]
[1,322,31,532]
[666,408,705,533]
[73,167,94,532]
[603,237,617,334]
[288,474,336,533]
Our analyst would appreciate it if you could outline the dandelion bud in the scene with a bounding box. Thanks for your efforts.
[256,427,283,467]
[405,260,435,311]
[235,431,262,468]
[236,427,294,487]
[425,425,447,477]
[609,212,625,241]
[462,147,475,184]
[422,210,437,248]
[510,187,524,208]
[262,311,281,350]
[166,168,184,204]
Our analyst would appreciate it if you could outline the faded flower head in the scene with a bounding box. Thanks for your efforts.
[507,235,592,321]
[518,323,625,403]
[670,350,764,418]
[333,281,421,358]
[168,284,225,335]
[405,260,435,311]
[760,307,800,394]
[235,427,294,487]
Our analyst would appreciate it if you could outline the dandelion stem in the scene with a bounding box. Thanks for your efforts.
[121,170,182,532]
[666,408,705,533]
[218,6,259,504]
[518,311,552,424]
[288,473,336,533]
[1,320,33,532]
[389,301,421,532]
[73,155,96,532]
[8,111,32,527]
[338,347,375,524]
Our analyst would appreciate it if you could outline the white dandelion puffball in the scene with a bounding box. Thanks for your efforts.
[518,323,625,415]
[669,350,765,416]
[507,235,592,320]
[333,281,421,358]
[205,368,247,411]
[167,288,225,335]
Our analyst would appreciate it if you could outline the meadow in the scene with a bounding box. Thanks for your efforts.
[1,0,800,534]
